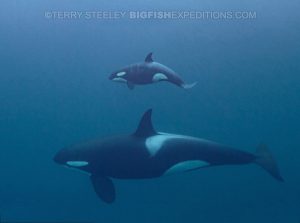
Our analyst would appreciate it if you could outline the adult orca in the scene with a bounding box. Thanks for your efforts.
[109,53,197,89]
[54,109,283,204]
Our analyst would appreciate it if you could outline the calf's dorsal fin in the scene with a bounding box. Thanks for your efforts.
[145,52,154,63]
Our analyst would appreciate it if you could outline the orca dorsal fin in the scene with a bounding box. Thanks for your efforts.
[134,109,156,137]
[145,52,153,63]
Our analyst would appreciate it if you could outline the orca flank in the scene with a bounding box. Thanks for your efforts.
[54,109,283,203]
[109,53,197,90]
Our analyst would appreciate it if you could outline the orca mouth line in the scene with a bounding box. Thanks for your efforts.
[108,53,197,90]
[53,109,284,204]
[53,154,62,164]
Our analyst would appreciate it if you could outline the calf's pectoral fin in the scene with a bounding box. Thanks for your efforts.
[127,81,135,90]
[90,175,116,203]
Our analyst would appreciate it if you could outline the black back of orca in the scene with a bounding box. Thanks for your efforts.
[109,53,197,89]
[54,109,284,203]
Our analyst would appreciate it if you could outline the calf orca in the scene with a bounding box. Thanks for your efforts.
[109,53,197,89]
[54,109,283,203]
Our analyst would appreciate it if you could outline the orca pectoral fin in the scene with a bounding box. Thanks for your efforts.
[127,82,135,90]
[90,175,116,203]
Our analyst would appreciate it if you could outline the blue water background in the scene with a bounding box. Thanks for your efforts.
[0,0,300,222]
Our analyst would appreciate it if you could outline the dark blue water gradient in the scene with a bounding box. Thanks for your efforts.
[0,0,300,222]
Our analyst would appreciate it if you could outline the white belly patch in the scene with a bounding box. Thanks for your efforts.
[164,160,209,176]
[66,161,89,167]
[112,77,127,83]
[152,73,168,82]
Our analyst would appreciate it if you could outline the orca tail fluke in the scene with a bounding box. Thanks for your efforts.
[181,82,197,89]
[255,144,284,182]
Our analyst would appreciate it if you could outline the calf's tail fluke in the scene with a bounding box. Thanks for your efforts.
[255,144,284,182]
[181,82,197,89]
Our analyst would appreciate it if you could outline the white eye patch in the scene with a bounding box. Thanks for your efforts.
[116,71,126,77]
